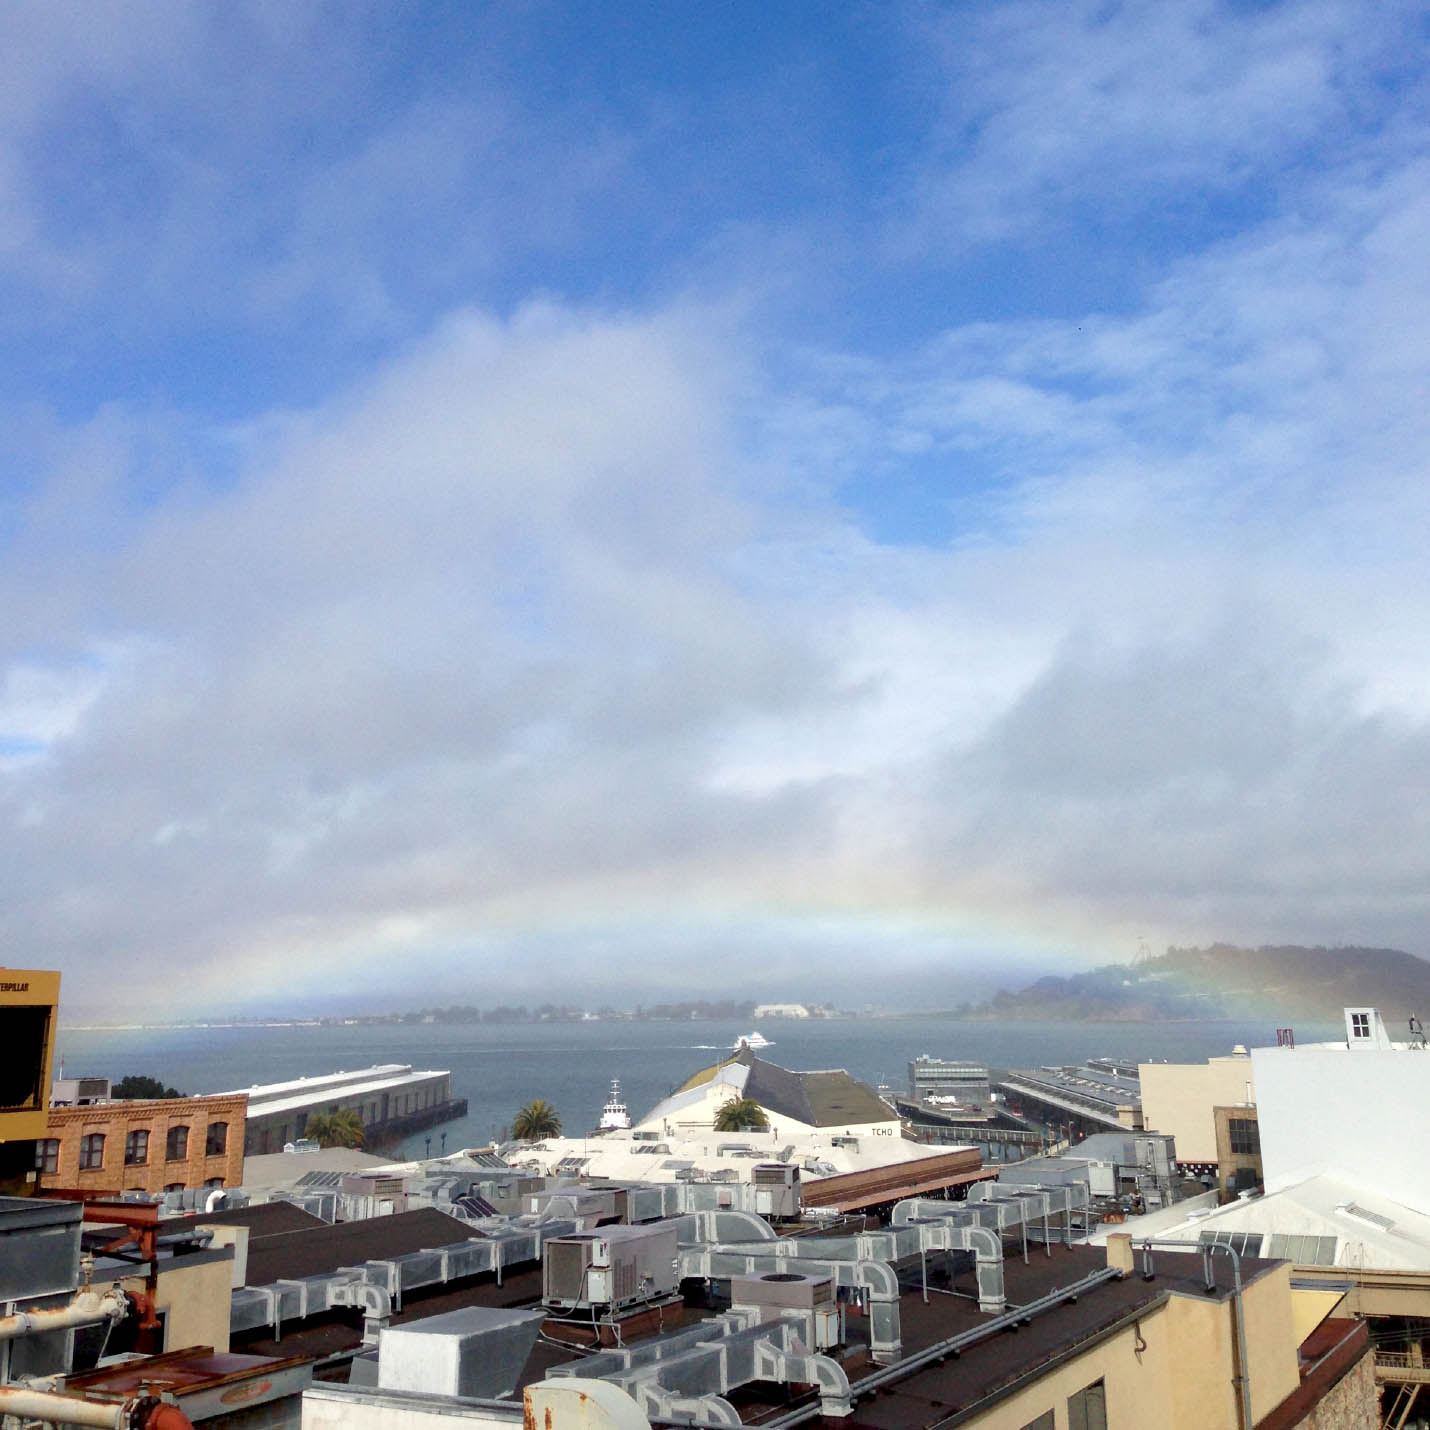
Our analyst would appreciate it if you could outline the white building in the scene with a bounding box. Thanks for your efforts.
[1250,1006,1430,1211]
[751,1003,809,1018]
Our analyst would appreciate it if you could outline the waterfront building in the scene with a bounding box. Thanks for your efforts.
[750,1002,809,1018]
[40,1092,248,1196]
[636,1046,900,1139]
[907,1053,990,1104]
[230,1065,462,1154]
[0,968,60,1196]
[995,1063,1143,1139]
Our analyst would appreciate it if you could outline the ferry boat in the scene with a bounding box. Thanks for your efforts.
[597,1078,631,1131]
[733,1031,772,1051]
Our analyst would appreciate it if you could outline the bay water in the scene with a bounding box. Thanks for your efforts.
[53,1014,1338,1160]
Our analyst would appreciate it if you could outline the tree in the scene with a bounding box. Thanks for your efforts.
[713,1097,769,1132]
[511,1098,562,1140]
[112,1075,184,1099]
[305,1109,366,1148]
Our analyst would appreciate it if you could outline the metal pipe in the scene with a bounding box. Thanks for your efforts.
[0,1288,130,1343]
[1137,1238,1252,1430]
[0,1387,191,1430]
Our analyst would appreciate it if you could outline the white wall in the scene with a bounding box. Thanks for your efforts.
[1250,1043,1430,1211]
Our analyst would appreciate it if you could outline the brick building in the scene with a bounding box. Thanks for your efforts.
[38,1093,247,1196]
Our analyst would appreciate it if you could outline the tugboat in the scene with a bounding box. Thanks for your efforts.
[597,1078,631,1132]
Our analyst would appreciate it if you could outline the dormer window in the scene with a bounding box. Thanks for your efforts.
[1351,1013,1371,1039]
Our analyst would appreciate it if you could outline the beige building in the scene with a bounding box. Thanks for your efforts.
[38,1093,248,1195]
[1139,1048,1255,1171]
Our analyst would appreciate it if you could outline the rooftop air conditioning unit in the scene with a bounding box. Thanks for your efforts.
[542,1223,678,1311]
[751,1163,801,1219]
[729,1272,838,1350]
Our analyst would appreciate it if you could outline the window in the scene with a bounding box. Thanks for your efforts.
[1227,1118,1260,1155]
[0,1004,51,1110]
[166,1125,189,1161]
[1267,1234,1338,1265]
[164,1182,185,1193]
[124,1129,149,1165]
[1019,1414,1055,1430]
[79,1134,105,1170]
[35,1139,59,1174]
[1351,1012,1371,1039]
[205,1122,228,1156]
[203,1177,224,1190]
[1067,1379,1107,1430]
[1198,1228,1263,1257]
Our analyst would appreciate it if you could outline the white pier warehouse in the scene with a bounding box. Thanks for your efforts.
[232,1065,464,1154]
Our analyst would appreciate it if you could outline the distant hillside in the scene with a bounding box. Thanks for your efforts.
[956,944,1430,1024]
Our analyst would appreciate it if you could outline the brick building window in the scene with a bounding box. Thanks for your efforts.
[79,1133,105,1170]
[166,1125,189,1160]
[35,1138,59,1174]
[1228,1118,1260,1155]
[205,1122,228,1156]
[124,1129,150,1165]
[204,1177,224,1190]
[164,1182,185,1193]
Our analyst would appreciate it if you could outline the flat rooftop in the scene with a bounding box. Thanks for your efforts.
[234,1066,452,1117]
[233,1209,1279,1428]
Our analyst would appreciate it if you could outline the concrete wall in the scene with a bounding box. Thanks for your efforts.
[1250,1044,1430,1208]
[119,1247,235,1352]
[44,1093,247,1195]
[1138,1054,1254,1165]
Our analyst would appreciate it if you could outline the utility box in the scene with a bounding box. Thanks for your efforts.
[752,1164,801,1219]
[730,1271,839,1351]
[542,1223,678,1310]
[378,1306,545,1400]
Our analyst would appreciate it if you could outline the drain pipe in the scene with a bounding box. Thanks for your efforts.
[0,1288,131,1342]
[0,1387,192,1430]
[1138,1239,1252,1430]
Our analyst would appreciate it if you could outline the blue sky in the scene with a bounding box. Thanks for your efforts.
[4,1,1430,1018]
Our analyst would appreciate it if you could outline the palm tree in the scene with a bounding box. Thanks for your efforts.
[512,1098,562,1140]
[305,1109,366,1148]
[713,1096,769,1132]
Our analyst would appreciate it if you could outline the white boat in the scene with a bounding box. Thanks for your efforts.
[597,1078,631,1131]
[733,1031,772,1051]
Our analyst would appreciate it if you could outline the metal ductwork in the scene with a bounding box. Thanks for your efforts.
[692,1221,1008,1318]
[229,1220,579,1335]
[551,1307,853,1419]
[679,1245,902,1364]
[671,1209,776,1245]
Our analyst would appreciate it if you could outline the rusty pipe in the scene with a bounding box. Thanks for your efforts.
[0,1287,130,1343]
[0,1387,192,1430]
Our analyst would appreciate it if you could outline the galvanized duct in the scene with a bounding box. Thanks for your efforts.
[894,1180,1090,1253]
[551,1308,853,1420]
[678,1247,902,1364]
[692,1224,1006,1317]
[228,1220,577,1336]
[672,1210,776,1245]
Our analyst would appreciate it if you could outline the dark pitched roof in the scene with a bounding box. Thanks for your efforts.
[243,1208,477,1287]
[799,1069,898,1126]
[164,1202,328,1239]
[724,1049,897,1128]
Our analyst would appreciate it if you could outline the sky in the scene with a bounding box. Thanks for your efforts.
[4,1,1430,1020]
